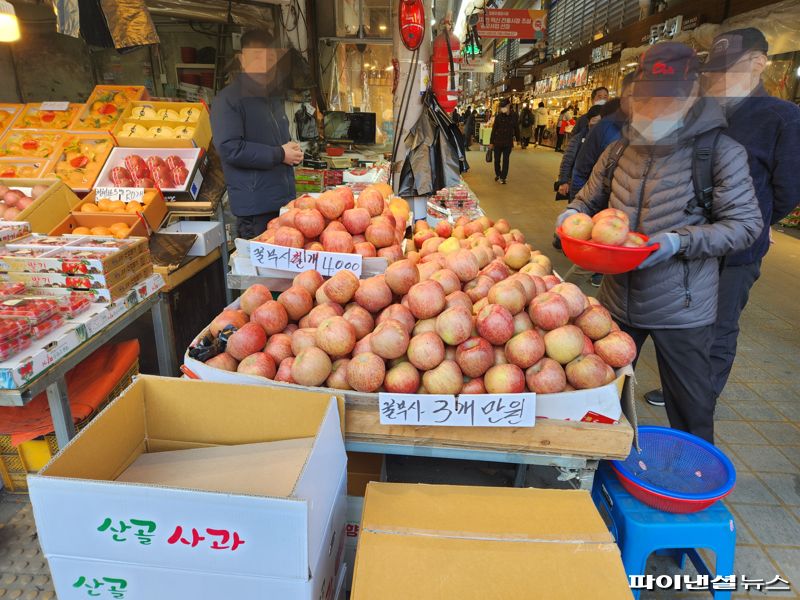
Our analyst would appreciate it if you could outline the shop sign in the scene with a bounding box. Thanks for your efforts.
[378,392,536,427]
[475,9,547,40]
[250,241,363,277]
[648,15,683,45]
[592,42,614,64]
[541,59,570,78]
[524,73,534,85]
[461,55,494,73]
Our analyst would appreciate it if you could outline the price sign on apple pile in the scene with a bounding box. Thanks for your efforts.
[250,241,363,277]
[378,393,536,427]
[94,187,146,203]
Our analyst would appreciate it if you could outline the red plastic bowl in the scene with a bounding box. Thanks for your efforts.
[610,463,732,513]
[326,146,345,156]
[557,227,659,275]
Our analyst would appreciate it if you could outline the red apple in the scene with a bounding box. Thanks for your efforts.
[205,352,238,371]
[504,330,545,369]
[370,319,410,359]
[422,360,463,395]
[574,305,613,340]
[407,332,445,370]
[240,284,272,315]
[316,316,357,358]
[347,352,386,392]
[594,331,637,368]
[291,347,332,386]
[591,216,629,246]
[435,306,473,346]
[455,337,494,378]
[484,364,526,393]
[525,358,567,394]
[528,292,570,331]
[226,322,267,361]
[384,362,421,394]
[237,352,277,379]
[565,353,611,390]
[561,213,593,240]
[407,280,446,319]
[543,325,585,365]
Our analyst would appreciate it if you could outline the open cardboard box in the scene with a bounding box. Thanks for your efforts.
[94,147,207,202]
[113,101,212,150]
[0,178,83,233]
[50,189,167,238]
[29,376,348,600]
[351,482,633,599]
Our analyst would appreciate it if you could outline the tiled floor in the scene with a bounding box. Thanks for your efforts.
[0,146,798,598]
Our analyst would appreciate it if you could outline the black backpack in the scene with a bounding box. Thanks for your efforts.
[521,111,534,128]
[602,128,722,222]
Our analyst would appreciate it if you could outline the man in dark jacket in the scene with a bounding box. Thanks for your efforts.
[557,43,762,443]
[556,104,603,199]
[644,28,800,408]
[489,99,518,184]
[211,30,303,240]
[571,73,634,195]
[571,86,609,140]
[463,107,475,150]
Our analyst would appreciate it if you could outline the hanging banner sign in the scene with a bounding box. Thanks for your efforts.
[475,9,547,39]
[461,56,494,73]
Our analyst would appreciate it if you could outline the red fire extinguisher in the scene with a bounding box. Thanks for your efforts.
[431,28,460,112]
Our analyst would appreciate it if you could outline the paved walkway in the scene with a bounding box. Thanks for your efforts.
[465,144,800,599]
[1,145,798,598]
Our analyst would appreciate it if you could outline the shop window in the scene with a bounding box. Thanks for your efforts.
[336,0,392,38]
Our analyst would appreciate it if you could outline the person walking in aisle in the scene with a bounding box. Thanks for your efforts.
[519,104,535,148]
[556,43,762,443]
[571,87,609,140]
[211,29,301,240]
[451,106,461,125]
[534,102,548,146]
[554,105,574,152]
[643,28,800,408]
[556,104,604,199]
[463,106,475,150]
[489,99,517,184]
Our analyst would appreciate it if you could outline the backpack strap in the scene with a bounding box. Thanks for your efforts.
[602,138,628,200]
[689,128,722,222]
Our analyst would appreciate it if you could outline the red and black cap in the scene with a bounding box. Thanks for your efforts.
[701,28,769,73]
[632,42,699,98]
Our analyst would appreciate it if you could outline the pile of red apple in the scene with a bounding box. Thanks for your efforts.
[561,208,647,248]
[108,154,189,189]
[197,215,637,396]
[0,184,49,219]
[256,184,410,263]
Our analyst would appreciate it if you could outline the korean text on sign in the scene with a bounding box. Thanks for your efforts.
[250,241,363,277]
[378,393,536,427]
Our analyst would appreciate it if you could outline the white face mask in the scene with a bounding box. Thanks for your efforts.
[631,115,683,143]
[594,99,607,106]
[501,107,510,113]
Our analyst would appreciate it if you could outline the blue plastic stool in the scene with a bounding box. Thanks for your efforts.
[592,462,736,599]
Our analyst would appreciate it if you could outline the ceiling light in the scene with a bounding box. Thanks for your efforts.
[385,65,393,71]
[379,24,387,31]
[0,0,20,42]
[626,62,638,67]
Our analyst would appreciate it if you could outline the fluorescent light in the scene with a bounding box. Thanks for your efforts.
[0,0,20,42]
[431,18,436,26]
[379,24,387,31]
[626,62,638,67]
[385,65,393,71]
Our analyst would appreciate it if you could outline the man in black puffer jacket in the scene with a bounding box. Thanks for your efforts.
[557,43,762,443]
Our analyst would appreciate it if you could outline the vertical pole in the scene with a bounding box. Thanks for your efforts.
[392,0,433,221]
[46,379,75,448]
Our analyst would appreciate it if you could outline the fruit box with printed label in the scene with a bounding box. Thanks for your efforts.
[28,266,156,304]
[29,376,348,600]
[350,483,633,600]
[0,178,82,233]
[8,252,152,290]
[94,148,207,203]
[1,236,147,274]
[112,101,212,151]
[49,189,167,238]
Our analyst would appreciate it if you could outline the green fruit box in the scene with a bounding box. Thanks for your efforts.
[0,272,163,390]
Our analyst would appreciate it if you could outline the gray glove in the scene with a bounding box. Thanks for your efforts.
[555,209,577,230]
[637,232,680,269]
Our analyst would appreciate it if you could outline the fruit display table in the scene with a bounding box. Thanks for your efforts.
[344,384,635,490]
[0,277,176,448]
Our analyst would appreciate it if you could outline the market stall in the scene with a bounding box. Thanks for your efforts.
[188,178,636,492]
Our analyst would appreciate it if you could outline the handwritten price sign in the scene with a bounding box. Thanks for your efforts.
[94,187,146,203]
[250,241,363,278]
[378,393,536,427]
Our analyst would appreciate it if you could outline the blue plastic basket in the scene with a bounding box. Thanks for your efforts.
[610,426,736,513]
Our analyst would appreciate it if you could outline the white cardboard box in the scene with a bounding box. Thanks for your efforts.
[160,221,224,257]
[45,470,347,600]
[28,376,348,599]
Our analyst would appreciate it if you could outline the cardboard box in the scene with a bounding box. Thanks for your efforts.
[0,178,83,233]
[44,134,115,193]
[160,220,224,256]
[0,236,147,274]
[13,103,84,130]
[113,101,212,150]
[29,376,348,600]
[351,483,633,599]
[70,86,147,132]
[51,189,167,238]
[344,452,385,592]
[94,147,206,203]
[0,104,24,137]
[0,160,52,180]
[0,130,65,161]
[8,252,151,290]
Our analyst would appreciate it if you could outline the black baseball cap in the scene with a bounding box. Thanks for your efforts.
[632,42,699,98]
[701,28,769,72]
